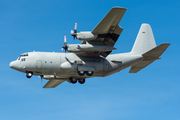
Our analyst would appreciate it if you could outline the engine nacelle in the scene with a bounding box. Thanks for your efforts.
[76,32,98,40]
[67,44,116,52]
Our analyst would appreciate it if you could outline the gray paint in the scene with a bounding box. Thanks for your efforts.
[9,7,170,88]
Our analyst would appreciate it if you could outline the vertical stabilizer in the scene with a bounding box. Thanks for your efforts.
[131,24,156,55]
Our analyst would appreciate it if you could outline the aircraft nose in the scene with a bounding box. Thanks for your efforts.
[9,61,16,69]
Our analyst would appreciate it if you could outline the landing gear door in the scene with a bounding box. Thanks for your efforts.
[36,60,42,69]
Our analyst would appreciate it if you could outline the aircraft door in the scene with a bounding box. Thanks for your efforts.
[36,60,42,69]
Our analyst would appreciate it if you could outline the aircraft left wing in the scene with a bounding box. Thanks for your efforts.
[92,7,126,34]
[43,79,65,88]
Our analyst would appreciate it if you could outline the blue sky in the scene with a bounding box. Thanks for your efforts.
[0,0,180,120]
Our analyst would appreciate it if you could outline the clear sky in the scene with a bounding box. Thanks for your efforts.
[0,0,180,120]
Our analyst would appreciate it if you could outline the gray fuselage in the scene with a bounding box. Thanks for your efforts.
[10,52,143,79]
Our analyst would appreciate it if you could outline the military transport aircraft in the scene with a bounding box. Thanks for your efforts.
[9,7,170,88]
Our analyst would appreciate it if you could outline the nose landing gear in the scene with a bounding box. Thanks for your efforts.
[26,72,33,78]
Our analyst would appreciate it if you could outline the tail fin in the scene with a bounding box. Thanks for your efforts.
[131,23,156,54]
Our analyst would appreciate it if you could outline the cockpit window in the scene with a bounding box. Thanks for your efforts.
[20,54,28,57]
[18,53,28,60]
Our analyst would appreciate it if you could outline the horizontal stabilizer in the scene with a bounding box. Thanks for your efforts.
[142,43,170,60]
[129,43,170,73]
[129,61,154,73]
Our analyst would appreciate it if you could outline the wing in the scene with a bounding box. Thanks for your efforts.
[92,7,126,34]
[43,79,65,88]
[80,7,126,57]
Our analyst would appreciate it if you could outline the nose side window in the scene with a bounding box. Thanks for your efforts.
[21,58,26,61]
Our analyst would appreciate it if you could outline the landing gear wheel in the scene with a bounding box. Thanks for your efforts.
[69,77,77,84]
[86,71,93,76]
[78,71,85,76]
[26,72,33,78]
[78,79,85,84]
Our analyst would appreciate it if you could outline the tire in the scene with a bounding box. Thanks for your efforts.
[78,71,85,76]
[69,77,77,84]
[78,79,85,84]
[26,72,33,78]
[85,71,93,76]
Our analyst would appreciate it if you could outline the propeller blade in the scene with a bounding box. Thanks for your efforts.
[38,75,43,83]
[64,35,67,43]
[74,22,77,33]
[71,30,74,34]
[40,75,43,83]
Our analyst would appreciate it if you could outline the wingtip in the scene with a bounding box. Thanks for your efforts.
[112,6,127,10]
[161,43,171,46]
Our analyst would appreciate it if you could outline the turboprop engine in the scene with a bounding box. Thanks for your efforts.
[76,32,98,40]
[71,23,98,40]
[67,44,116,52]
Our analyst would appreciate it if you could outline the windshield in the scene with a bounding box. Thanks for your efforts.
[18,53,28,60]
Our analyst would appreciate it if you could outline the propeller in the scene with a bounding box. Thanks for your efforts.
[71,22,77,40]
[40,75,43,83]
[38,75,43,83]
[62,35,68,53]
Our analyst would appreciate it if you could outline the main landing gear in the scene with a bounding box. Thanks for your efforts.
[77,71,93,76]
[69,77,86,84]
[26,72,33,78]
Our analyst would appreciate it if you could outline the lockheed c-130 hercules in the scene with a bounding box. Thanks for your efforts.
[9,7,170,88]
